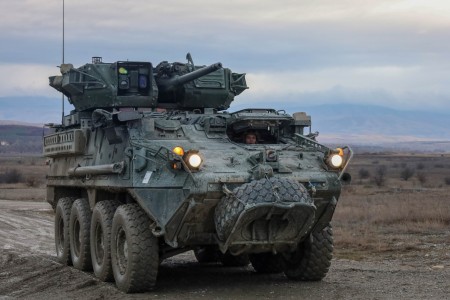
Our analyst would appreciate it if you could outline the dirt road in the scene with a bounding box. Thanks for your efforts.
[0,199,448,299]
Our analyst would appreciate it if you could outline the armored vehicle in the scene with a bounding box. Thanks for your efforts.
[44,53,352,293]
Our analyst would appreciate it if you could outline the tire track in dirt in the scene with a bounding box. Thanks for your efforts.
[0,200,449,299]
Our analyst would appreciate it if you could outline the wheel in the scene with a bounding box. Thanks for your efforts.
[111,204,159,293]
[69,198,92,271]
[194,246,221,263]
[55,197,76,265]
[90,200,121,281]
[215,177,312,242]
[284,224,333,281]
[250,253,285,273]
[220,252,249,267]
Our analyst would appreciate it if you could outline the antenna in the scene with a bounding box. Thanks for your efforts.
[61,0,65,125]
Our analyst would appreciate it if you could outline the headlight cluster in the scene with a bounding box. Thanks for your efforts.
[172,146,203,171]
[325,148,344,169]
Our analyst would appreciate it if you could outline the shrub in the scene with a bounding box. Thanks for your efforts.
[416,163,425,170]
[0,169,23,184]
[445,177,450,185]
[400,167,415,181]
[416,172,427,185]
[358,168,370,180]
[25,176,40,187]
[373,165,387,187]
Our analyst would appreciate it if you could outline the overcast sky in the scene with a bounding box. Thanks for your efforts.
[1,0,450,122]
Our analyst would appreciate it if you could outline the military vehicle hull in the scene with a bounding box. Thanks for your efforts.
[45,56,352,293]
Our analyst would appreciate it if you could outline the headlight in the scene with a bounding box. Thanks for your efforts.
[184,150,203,170]
[329,154,343,168]
[171,148,203,171]
[187,154,202,168]
[326,148,344,169]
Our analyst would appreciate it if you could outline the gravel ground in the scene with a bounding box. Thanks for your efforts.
[0,199,448,299]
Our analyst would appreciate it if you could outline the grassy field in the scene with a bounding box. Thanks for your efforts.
[1,153,449,262]
[334,153,450,262]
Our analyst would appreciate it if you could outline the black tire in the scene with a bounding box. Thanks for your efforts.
[55,197,76,265]
[69,198,92,271]
[90,200,121,282]
[220,252,249,267]
[111,204,159,293]
[250,253,285,273]
[284,224,333,281]
[215,177,311,241]
[194,246,221,263]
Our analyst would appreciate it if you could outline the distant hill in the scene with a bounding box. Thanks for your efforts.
[0,96,65,124]
[1,96,450,153]
[304,104,450,141]
[0,124,50,154]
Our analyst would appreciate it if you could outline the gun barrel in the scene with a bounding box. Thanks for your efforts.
[158,62,222,91]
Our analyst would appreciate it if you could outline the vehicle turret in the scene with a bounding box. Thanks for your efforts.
[49,54,248,112]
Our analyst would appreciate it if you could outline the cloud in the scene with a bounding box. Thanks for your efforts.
[0,63,59,97]
[1,0,450,115]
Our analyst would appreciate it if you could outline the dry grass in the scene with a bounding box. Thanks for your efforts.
[0,153,449,261]
[334,153,450,260]
[0,156,47,189]
[0,156,47,200]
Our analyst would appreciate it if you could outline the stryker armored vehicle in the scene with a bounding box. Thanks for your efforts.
[44,53,352,293]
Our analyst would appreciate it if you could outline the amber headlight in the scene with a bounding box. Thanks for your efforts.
[172,146,184,156]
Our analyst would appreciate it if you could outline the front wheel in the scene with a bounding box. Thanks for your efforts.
[284,224,333,281]
[111,204,159,293]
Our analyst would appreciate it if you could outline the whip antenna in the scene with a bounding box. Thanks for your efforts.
[61,0,65,125]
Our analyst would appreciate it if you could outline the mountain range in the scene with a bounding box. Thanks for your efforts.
[1,96,449,152]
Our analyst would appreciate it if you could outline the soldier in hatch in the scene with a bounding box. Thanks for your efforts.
[244,131,257,144]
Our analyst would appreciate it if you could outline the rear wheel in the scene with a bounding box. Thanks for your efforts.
[69,198,92,271]
[55,197,76,265]
[90,200,121,281]
[250,252,285,273]
[284,224,333,281]
[111,204,159,293]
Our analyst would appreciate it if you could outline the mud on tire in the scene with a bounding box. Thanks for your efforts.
[69,198,92,271]
[111,203,158,293]
[214,177,311,242]
[284,224,333,281]
[90,200,121,282]
[55,197,76,265]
